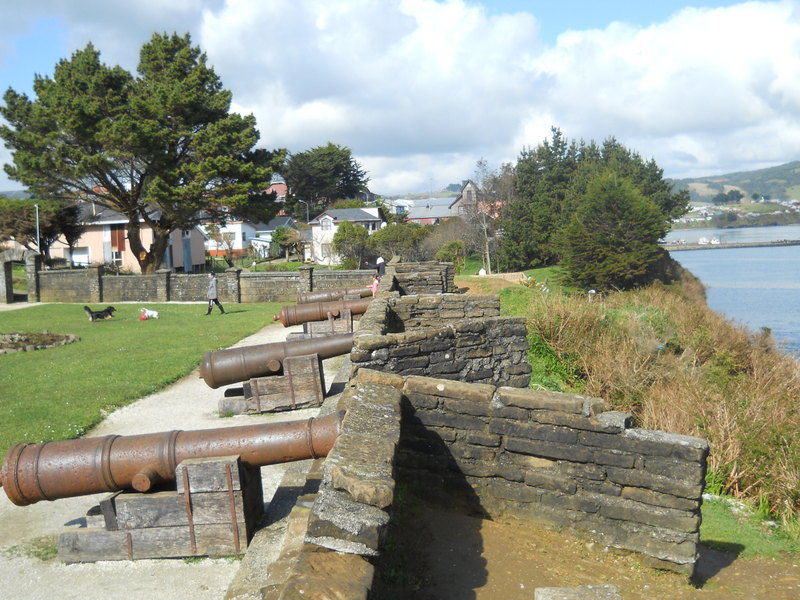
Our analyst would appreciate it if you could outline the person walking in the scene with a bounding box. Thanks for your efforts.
[206,272,225,315]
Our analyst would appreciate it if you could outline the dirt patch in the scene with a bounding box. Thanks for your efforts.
[456,273,525,295]
[0,332,79,354]
[373,494,800,599]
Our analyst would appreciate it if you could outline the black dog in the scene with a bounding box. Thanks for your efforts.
[84,305,116,322]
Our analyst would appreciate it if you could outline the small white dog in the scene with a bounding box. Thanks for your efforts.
[139,307,159,319]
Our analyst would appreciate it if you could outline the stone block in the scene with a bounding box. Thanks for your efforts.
[622,429,709,462]
[442,398,490,417]
[323,433,396,509]
[404,376,495,403]
[496,387,585,414]
[504,437,593,463]
[277,547,374,600]
[490,420,578,445]
[462,431,501,447]
[414,409,487,431]
[642,456,706,485]
[392,356,430,371]
[605,466,704,499]
[449,442,497,463]
[404,392,440,410]
[593,449,637,469]
[592,493,700,533]
[483,477,541,504]
[305,489,390,556]
[524,471,578,494]
[621,486,701,511]
[354,368,404,390]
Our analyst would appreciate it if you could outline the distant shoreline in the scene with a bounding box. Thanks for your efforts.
[664,239,800,251]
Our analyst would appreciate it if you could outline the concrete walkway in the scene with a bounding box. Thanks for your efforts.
[0,315,346,600]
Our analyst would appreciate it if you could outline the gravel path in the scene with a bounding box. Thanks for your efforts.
[0,313,344,600]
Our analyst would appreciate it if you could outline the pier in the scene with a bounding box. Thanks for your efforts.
[663,239,800,251]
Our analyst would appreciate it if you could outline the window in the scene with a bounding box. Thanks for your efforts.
[242,231,247,243]
[321,219,332,231]
[182,229,192,239]
[110,224,126,251]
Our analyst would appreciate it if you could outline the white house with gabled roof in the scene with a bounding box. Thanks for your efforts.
[306,207,385,265]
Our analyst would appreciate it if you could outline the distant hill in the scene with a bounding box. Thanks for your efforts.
[0,190,31,199]
[669,161,800,203]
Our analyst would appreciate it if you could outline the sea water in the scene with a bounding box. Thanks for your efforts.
[667,226,800,357]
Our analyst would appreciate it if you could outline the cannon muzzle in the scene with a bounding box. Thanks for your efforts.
[297,286,372,304]
[273,298,372,327]
[199,332,354,388]
[0,411,344,506]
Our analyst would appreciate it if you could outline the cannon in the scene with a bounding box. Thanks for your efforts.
[273,298,372,327]
[0,411,344,506]
[297,286,372,304]
[199,332,354,389]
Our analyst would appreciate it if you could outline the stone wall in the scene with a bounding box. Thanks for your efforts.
[397,377,707,575]
[350,294,531,388]
[38,267,103,303]
[256,371,707,598]
[389,261,455,295]
[35,266,374,304]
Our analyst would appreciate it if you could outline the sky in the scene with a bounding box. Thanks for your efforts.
[0,0,799,195]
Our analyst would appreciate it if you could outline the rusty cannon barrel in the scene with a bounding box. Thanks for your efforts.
[0,411,344,506]
[199,332,354,389]
[297,286,372,304]
[273,298,372,327]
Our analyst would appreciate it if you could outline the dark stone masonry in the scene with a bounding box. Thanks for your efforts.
[350,294,532,388]
[241,288,708,599]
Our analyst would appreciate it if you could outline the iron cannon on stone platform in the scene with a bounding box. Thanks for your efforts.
[297,286,372,304]
[273,298,372,327]
[199,332,354,389]
[0,411,344,506]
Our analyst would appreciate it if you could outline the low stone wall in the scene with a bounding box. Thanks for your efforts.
[389,261,455,295]
[35,266,374,304]
[397,377,707,575]
[256,371,707,598]
[350,294,531,388]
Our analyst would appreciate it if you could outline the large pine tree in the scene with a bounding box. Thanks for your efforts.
[1,32,276,273]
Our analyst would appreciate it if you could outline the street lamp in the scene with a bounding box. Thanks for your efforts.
[297,199,310,223]
[34,203,41,253]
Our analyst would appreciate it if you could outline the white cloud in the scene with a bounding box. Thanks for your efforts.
[3,1,800,194]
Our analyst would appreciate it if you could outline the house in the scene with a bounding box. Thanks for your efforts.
[406,197,455,225]
[448,180,481,217]
[199,216,267,259]
[55,202,206,272]
[265,174,288,203]
[249,215,297,258]
[306,207,385,266]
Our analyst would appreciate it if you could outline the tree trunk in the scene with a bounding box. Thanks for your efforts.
[129,222,170,275]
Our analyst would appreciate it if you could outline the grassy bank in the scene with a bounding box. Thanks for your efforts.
[475,267,800,533]
[0,302,283,451]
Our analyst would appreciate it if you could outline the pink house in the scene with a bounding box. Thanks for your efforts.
[53,202,207,273]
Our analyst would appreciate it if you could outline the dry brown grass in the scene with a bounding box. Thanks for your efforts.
[522,274,800,521]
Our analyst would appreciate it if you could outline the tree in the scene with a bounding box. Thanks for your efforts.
[271,225,301,260]
[369,222,429,261]
[499,128,579,270]
[204,223,236,267]
[0,32,276,274]
[0,197,86,264]
[434,239,465,273]
[283,142,368,213]
[332,220,370,269]
[559,171,670,291]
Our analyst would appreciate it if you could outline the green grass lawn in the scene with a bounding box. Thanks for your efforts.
[0,302,284,451]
